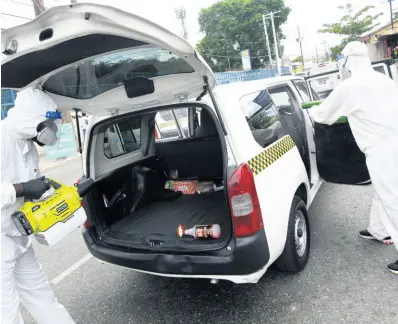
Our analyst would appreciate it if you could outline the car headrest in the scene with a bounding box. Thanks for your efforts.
[195,109,217,137]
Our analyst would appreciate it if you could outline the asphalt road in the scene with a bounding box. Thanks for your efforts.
[23,159,397,324]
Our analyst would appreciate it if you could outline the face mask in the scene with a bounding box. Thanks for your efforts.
[36,120,59,146]
[337,55,352,81]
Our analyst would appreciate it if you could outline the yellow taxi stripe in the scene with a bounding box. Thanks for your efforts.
[247,135,296,176]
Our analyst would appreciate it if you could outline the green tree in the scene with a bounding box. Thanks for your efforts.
[196,0,291,72]
[292,55,303,63]
[319,3,383,59]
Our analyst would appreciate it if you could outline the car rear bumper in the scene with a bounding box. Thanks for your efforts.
[82,228,269,276]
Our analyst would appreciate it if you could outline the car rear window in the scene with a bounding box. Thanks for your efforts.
[43,47,195,99]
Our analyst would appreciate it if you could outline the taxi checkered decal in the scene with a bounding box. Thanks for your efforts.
[247,135,296,176]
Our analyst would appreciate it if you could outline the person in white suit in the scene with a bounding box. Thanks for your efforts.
[1,88,76,323]
[311,41,398,274]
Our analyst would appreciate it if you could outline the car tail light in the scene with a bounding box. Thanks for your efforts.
[155,127,159,139]
[83,220,89,228]
[227,164,264,237]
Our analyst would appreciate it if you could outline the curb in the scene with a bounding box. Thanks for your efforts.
[40,155,81,173]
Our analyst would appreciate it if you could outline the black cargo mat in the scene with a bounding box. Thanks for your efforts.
[108,192,231,247]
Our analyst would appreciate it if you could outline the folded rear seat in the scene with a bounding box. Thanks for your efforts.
[156,109,223,180]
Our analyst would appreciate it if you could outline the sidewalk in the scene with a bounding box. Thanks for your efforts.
[39,154,81,172]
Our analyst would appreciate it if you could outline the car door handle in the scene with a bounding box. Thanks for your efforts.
[280,110,293,115]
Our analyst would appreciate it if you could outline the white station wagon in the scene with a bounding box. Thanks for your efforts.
[1,3,370,284]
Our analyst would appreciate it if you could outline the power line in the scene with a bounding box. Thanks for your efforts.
[1,12,32,20]
[201,53,275,60]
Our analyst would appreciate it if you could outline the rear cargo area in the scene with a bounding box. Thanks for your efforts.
[108,192,231,248]
[89,107,232,252]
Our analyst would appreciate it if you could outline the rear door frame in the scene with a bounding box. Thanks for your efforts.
[267,83,311,178]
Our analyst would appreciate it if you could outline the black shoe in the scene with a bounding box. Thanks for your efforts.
[387,260,398,274]
[359,230,392,244]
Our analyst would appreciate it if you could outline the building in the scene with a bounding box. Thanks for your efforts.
[359,18,398,60]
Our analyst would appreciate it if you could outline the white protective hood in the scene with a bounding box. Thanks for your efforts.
[341,41,373,76]
[2,88,57,140]
[1,4,216,117]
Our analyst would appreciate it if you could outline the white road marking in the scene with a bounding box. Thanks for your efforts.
[51,253,93,285]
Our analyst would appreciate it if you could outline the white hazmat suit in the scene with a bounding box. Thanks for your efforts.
[1,88,75,323]
[311,42,398,271]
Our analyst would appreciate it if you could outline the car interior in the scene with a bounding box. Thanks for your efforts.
[86,106,232,252]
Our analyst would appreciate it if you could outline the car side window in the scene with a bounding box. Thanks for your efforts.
[239,89,286,148]
[268,88,295,113]
[293,80,311,102]
[155,108,189,141]
[104,117,141,158]
[268,85,310,117]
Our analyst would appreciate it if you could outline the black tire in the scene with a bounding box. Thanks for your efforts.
[276,195,310,272]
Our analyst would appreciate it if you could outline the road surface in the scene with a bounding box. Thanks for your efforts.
[23,159,397,324]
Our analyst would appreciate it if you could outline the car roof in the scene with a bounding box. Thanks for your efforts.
[215,76,302,99]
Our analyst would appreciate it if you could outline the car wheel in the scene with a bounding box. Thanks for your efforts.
[276,195,310,272]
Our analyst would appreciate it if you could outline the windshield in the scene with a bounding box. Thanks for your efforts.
[42,47,195,99]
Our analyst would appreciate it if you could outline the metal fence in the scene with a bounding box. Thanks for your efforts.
[215,67,290,85]
[1,89,17,120]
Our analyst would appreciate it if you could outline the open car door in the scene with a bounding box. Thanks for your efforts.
[304,72,370,185]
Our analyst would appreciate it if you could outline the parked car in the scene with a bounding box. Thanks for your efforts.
[308,62,340,99]
[307,59,398,99]
[1,3,370,284]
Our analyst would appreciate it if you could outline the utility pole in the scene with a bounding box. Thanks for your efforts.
[322,40,328,61]
[316,46,319,63]
[270,12,281,75]
[31,0,45,16]
[269,11,281,75]
[227,57,231,71]
[175,7,188,40]
[297,25,305,69]
[388,0,395,32]
[262,14,272,65]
